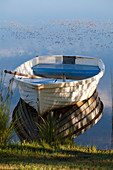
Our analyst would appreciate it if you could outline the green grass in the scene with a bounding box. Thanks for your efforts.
[0,141,113,170]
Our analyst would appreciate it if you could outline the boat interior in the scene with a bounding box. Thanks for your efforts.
[31,55,101,80]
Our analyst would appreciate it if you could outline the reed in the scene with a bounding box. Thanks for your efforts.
[0,71,16,144]
[36,112,74,147]
[36,114,55,145]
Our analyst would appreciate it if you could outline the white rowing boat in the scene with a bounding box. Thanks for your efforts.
[14,55,105,114]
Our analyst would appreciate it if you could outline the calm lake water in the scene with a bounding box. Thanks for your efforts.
[0,0,113,149]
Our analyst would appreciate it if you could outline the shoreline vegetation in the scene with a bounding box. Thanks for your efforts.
[0,141,113,170]
[0,71,16,145]
[0,72,113,169]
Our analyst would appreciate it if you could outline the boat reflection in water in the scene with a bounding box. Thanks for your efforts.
[12,89,104,142]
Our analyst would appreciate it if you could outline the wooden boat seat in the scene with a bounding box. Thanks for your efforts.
[32,63,100,79]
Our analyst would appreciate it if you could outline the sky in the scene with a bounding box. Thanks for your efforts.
[0,0,113,22]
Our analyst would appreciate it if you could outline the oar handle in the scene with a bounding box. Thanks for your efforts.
[4,70,41,79]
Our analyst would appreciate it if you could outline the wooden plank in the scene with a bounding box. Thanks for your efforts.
[20,100,38,134]
[55,96,99,135]
[56,100,103,138]
[54,90,98,126]
[12,108,27,141]
[32,63,100,78]
[72,101,104,139]
[12,98,39,142]
[15,108,30,141]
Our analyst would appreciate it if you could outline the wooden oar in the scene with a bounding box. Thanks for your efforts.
[4,70,67,81]
[4,70,42,79]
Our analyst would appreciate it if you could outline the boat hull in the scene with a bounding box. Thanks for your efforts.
[15,55,105,114]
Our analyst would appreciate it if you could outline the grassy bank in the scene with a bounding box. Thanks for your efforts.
[0,141,113,170]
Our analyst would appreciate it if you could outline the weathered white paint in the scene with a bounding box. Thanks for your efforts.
[14,55,105,114]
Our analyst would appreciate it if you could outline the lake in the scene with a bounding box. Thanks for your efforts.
[0,0,113,150]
